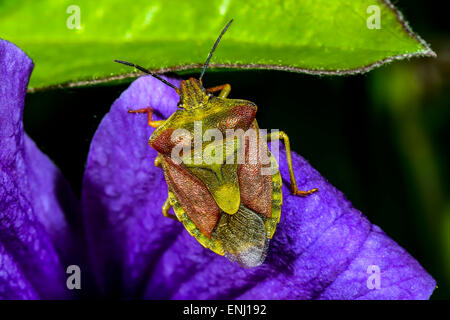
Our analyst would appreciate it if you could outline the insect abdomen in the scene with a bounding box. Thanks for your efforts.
[168,153,282,267]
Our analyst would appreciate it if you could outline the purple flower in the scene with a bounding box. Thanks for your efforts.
[0,39,436,300]
[0,39,81,299]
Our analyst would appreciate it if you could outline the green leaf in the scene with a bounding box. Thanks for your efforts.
[0,0,435,90]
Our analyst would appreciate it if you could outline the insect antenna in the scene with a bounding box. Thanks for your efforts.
[199,19,233,82]
[114,59,178,91]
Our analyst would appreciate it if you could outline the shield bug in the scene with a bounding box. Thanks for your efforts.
[114,19,318,267]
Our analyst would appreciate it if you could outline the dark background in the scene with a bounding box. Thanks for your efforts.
[23,0,450,299]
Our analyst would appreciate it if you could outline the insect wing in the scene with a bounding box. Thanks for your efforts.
[162,155,220,238]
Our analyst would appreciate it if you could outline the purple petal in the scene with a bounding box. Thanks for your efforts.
[0,39,79,299]
[82,76,183,296]
[82,75,436,299]
[0,242,39,299]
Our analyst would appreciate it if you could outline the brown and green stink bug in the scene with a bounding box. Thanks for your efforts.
[114,20,318,267]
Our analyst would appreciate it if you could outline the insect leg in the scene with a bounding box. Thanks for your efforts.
[154,155,162,168]
[266,131,318,196]
[128,107,165,128]
[206,84,231,98]
[162,197,178,221]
